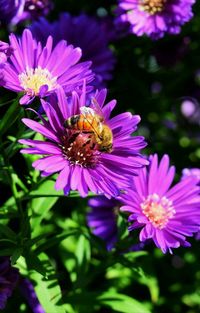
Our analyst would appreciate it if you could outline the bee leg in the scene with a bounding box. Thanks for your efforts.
[82,130,94,134]
[90,142,96,150]
[82,138,92,147]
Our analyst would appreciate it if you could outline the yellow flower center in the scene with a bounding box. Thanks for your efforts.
[19,67,57,96]
[139,0,167,15]
[141,193,175,229]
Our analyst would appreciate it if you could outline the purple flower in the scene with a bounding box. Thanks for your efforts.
[182,168,200,185]
[0,0,25,25]
[19,87,148,197]
[0,0,52,26]
[0,29,94,105]
[120,154,200,253]
[87,196,119,250]
[0,40,13,65]
[116,0,195,39]
[20,0,53,22]
[29,13,116,87]
[87,196,147,251]
[0,257,19,310]
[181,98,200,125]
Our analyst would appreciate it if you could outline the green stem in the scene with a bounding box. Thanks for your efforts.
[0,142,25,224]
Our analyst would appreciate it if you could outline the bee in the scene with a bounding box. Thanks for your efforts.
[63,99,113,153]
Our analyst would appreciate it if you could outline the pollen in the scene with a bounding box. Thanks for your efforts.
[18,67,57,96]
[139,0,166,15]
[61,131,100,168]
[141,193,175,229]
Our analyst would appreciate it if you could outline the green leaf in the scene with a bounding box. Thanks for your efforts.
[117,214,129,239]
[0,248,17,256]
[0,195,18,214]
[123,251,149,261]
[0,223,17,239]
[137,269,159,304]
[0,96,22,135]
[29,253,66,313]
[11,247,23,265]
[26,251,48,277]
[35,230,78,254]
[30,180,60,235]
[15,256,28,276]
[98,291,152,313]
[75,234,91,275]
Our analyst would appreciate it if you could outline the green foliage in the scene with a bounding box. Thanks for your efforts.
[0,1,200,313]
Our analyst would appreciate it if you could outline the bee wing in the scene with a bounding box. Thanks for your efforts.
[80,106,103,139]
[80,106,95,116]
[91,97,104,119]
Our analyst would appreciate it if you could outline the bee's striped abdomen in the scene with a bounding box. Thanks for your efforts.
[64,115,80,128]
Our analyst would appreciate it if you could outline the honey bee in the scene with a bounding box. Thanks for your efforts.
[64,99,113,153]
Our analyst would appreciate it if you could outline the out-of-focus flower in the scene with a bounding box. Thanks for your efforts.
[0,41,13,65]
[0,0,52,26]
[0,29,94,105]
[151,82,162,94]
[120,154,200,253]
[20,0,53,22]
[181,168,200,240]
[116,0,195,39]
[87,196,147,251]
[181,98,200,125]
[29,13,116,87]
[19,278,45,313]
[87,196,119,250]
[182,168,200,185]
[0,257,19,310]
[0,0,24,25]
[19,87,147,198]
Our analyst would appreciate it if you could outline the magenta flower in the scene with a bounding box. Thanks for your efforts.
[182,168,200,185]
[19,87,147,197]
[116,0,195,39]
[0,29,93,105]
[120,154,200,253]
[29,13,116,87]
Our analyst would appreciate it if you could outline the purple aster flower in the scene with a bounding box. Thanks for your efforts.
[0,257,19,310]
[20,0,53,22]
[87,196,147,251]
[87,196,119,250]
[0,40,13,65]
[181,168,200,240]
[0,29,94,105]
[116,0,195,39]
[0,0,52,26]
[182,168,200,185]
[19,87,148,197]
[120,154,200,253]
[29,13,116,87]
[0,0,25,25]
[19,278,45,313]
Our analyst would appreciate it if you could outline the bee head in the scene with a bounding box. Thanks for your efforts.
[99,143,113,153]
